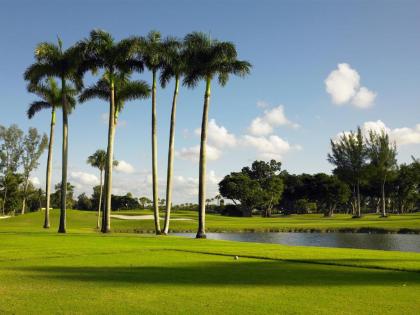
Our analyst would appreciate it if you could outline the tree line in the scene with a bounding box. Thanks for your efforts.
[0,125,47,215]
[218,128,420,217]
[23,29,251,237]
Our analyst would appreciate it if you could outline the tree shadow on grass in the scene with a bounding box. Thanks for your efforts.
[12,260,420,287]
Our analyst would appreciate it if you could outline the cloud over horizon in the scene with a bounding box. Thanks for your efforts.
[325,63,377,109]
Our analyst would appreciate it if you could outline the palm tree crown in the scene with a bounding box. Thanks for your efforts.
[183,32,251,87]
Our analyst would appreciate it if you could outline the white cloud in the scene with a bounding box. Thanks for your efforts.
[336,120,420,146]
[114,160,135,174]
[242,134,301,160]
[351,87,377,109]
[29,177,40,187]
[361,120,420,146]
[195,119,236,148]
[176,145,221,162]
[70,171,99,186]
[325,63,376,108]
[248,105,299,136]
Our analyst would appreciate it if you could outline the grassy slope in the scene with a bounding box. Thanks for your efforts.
[0,211,420,314]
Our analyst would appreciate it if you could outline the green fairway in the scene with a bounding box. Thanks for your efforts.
[2,209,419,234]
[0,212,420,314]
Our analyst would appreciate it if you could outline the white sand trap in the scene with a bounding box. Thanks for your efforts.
[110,214,192,221]
[0,216,11,220]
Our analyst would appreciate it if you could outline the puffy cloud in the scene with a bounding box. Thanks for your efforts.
[114,160,135,174]
[242,134,301,160]
[336,120,420,146]
[248,105,298,136]
[29,177,40,187]
[351,87,377,109]
[325,63,376,108]
[176,145,221,162]
[256,100,269,109]
[361,120,420,146]
[70,171,99,186]
[195,119,236,148]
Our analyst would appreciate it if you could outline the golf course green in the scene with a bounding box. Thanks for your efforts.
[0,210,419,314]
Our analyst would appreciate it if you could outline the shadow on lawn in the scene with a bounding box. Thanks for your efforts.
[13,260,420,286]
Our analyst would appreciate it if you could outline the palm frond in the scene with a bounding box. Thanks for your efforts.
[27,101,52,119]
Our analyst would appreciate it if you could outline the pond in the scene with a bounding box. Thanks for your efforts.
[174,232,420,253]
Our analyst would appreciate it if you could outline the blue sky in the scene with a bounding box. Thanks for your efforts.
[1,0,420,202]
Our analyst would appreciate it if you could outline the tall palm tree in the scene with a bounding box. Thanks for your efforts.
[79,29,144,233]
[87,149,119,229]
[134,31,166,235]
[160,38,187,234]
[24,37,83,233]
[183,32,251,238]
[79,73,149,232]
[26,78,76,228]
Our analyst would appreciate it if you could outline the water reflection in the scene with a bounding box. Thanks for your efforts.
[174,232,420,253]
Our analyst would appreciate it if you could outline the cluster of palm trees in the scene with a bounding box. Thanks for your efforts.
[25,30,251,238]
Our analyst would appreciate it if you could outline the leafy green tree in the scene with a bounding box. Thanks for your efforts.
[328,127,367,217]
[366,131,397,217]
[76,193,93,210]
[27,77,76,228]
[183,32,251,238]
[24,37,83,233]
[21,128,48,214]
[160,38,188,234]
[242,160,284,217]
[79,29,147,233]
[139,196,152,209]
[0,125,24,215]
[134,30,166,234]
[50,182,75,210]
[219,172,262,217]
[310,173,351,217]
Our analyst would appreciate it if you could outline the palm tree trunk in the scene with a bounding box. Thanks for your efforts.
[151,70,161,234]
[97,169,103,229]
[58,78,68,234]
[163,76,179,235]
[381,177,386,217]
[102,80,116,233]
[44,107,55,228]
[356,179,361,218]
[21,177,29,214]
[196,77,211,239]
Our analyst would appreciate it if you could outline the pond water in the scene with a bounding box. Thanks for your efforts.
[174,232,420,253]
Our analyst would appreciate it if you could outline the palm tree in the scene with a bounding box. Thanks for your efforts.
[87,149,119,229]
[134,31,166,235]
[26,78,76,228]
[183,32,251,238]
[79,72,149,233]
[24,37,83,233]
[78,29,144,233]
[159,38,187,234]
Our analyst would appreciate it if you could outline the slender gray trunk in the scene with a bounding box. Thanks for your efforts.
[102,80,116,233]
[2,181,7,215]
[356,179,361,217]
[163,76,179,235]
[381,177,386,217]
[97,169,103,229]
[151,70,161,234]
[21,177,29,214]
[44,107,55,228]
[196,77,211,239]
[58,78,68,233]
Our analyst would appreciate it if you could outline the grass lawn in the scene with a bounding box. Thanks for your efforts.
[4,209,419,234]
[0,211,420,314]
